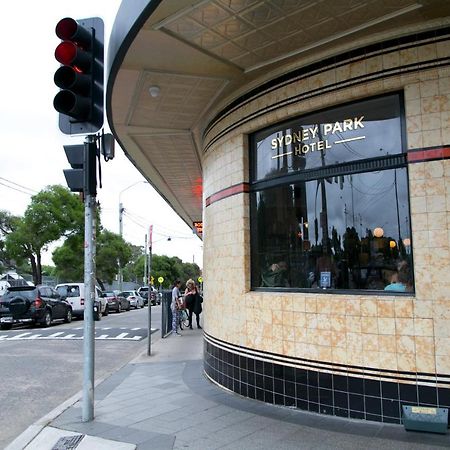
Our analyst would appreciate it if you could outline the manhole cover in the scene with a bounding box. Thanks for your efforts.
[51,435,85,450]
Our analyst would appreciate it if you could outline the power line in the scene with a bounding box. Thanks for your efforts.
[0,181,34,196]
[0,177,38,194]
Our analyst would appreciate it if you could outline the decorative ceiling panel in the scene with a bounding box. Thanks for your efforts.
[128,72,227,129]
[158,0,422,71]
[133,133,203,214]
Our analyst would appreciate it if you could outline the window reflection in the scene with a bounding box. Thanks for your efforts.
[252,167,413,292]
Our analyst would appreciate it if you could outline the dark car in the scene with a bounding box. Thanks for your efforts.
[0,285,72,330]
[137,286,159,306]
[100,291,130,313]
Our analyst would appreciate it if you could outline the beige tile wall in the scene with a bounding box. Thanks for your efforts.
[203,38,450,379]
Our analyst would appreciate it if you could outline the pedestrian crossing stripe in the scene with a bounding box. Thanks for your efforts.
[0,328,155,341]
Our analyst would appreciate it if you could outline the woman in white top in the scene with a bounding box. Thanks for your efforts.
[171,280,182,335]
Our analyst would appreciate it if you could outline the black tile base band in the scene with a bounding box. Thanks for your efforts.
[203,339,450,425]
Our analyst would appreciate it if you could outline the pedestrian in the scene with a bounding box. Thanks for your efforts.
[184,278,203,329]
[171,280,183,335]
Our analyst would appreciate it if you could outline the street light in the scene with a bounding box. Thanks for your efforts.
[118,180,149,290]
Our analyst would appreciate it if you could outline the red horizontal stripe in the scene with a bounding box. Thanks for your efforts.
[205,183,249,207]
[408,146,450,163]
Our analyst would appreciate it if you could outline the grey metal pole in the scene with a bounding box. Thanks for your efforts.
[147,244,152,356]
[118,202,123,291]
[144,234,147,285]
[82,138,96,422]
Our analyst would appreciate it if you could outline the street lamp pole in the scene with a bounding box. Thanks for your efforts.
[118,181,148,291]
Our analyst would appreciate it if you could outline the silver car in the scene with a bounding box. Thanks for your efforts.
[118,290,144,309]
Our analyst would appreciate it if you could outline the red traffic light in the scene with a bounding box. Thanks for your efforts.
[56,17,91,49]
[55,42,90,72]
[53,17,104,135]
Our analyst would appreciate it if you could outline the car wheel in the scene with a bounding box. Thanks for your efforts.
[0,323,12,330]
[117,303,122,313]
[103,305,109,317]
[94,309,101,321]
[64,309,72,323]
[41,310,52,328]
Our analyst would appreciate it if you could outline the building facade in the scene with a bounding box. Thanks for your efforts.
[107,1,450,424]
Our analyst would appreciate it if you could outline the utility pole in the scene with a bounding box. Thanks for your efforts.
[144,234,148,285]
[147,225,153,356]
[82,136,97,422]
[118,202,124,290]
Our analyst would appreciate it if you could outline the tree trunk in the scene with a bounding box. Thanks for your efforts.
[30,253,38,285]
[96,277,105,291]
[36,252,42,285]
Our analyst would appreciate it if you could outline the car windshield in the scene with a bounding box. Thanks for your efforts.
[56,285,80,297]
[119,291,133,297]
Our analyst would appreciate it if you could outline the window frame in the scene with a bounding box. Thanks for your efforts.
[249,92,414,296]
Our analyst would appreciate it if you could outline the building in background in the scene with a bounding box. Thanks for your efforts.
[106,1,450,424]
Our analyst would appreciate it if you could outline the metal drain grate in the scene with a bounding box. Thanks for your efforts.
[51,434,85,450]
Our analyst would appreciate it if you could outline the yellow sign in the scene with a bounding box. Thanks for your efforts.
[198,276,203,283]
[157,276,164,284]
[150,276,154,284]
[411,406,437,415]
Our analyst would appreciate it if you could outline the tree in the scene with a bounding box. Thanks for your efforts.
[0,210,21,272]
[53,228,133,290]
[96,230,133,288]
[5,186,84,284]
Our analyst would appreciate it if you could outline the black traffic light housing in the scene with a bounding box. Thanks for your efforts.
[54,17,104,135]
[63,141,97,196]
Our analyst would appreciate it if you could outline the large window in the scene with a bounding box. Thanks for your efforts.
[250,93,414,293]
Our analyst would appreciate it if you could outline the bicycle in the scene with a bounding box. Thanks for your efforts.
[178,307,190,330]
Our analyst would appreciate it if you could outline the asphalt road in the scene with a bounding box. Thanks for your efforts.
[0,305,161,449]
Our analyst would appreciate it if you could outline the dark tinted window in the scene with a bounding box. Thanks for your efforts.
[252,94,402,182]
[101,291,115,297]
[250,93,414,294]
[56,285,80,297]
[4,288,37,300]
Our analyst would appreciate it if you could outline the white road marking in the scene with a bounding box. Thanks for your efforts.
[9,332,32,340]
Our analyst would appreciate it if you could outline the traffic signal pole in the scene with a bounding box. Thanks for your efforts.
[54,16,105,423]
[82,136,97,422]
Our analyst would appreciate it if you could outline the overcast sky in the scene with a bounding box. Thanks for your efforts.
[0,1,203,270]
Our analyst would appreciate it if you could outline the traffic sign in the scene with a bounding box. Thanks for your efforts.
[158,276,164,284]
[198,276,203,283]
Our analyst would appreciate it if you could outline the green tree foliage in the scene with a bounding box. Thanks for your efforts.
[52,234,84,282]
[53,229,133,289]
[96,230,133,288]
[5,186,84,284]
[149,255,201,289]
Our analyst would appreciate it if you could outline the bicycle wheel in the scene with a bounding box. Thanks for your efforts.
[181,310,190,327]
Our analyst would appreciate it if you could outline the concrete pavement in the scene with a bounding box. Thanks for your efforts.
[6,327,450,450]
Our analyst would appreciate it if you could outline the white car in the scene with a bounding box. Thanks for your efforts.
[118,290,144,309]
[55,283,108,320]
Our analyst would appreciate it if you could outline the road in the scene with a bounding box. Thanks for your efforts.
[0,305,161,449]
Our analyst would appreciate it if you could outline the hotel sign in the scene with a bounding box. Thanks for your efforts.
[251,93,403,182]
[271,116,365,158]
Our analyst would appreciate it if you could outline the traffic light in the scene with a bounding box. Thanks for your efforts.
[63,141,97,196]
[53,17,104,135]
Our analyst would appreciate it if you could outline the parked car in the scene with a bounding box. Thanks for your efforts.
[100,291,130,313]
[137,286,159,306]
[0,285,72,330]
[118,290,144,309]
[55,283,107,320]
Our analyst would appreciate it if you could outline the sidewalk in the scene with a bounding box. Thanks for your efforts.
[7,328,450,450]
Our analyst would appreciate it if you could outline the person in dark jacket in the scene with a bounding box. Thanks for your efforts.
[184,278,202,329]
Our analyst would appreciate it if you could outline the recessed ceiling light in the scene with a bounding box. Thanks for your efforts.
[148,86,161,97]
